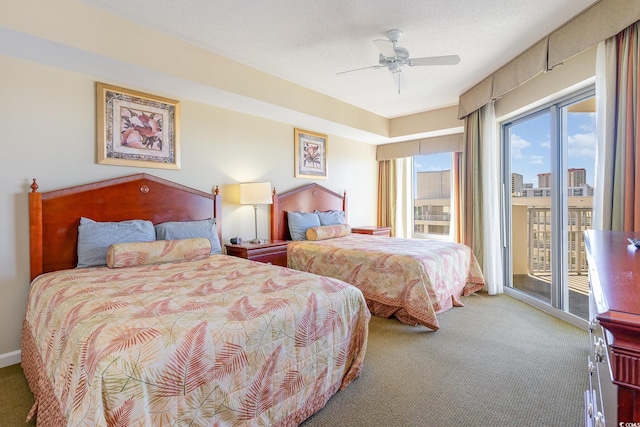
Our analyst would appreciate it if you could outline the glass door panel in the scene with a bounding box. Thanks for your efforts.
[509,112,552,304]
[562,99,595,319]
[503,89,595,321]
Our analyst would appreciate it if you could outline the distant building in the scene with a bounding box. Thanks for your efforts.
[512,173,523,196]
[538,173,551,189]
[536,168,587,190]
[415,170,450,199]
[414,170,450,237]
[522,185,592,197]
[568,168,587,187]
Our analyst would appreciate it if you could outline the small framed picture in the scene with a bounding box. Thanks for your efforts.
[96,82,180,169]
[294,128,328,179]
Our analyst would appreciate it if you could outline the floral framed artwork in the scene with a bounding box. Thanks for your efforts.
[96,82,180,169]
[294,128,328,179]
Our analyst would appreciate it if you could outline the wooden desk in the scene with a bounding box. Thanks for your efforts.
[225,240,288,267]
[585,230,640,424]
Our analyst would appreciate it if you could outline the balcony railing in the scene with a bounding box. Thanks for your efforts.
[528,207,592,276]
[414,214,451,222]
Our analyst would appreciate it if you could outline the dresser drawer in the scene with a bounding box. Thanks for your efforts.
[585,290,617,427]
[246,247,287,266]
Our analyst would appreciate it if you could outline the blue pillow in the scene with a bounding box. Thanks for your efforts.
[315,209,345,226]
[77,217,156,268]
[287,212,321,241]
[154,218,221,254]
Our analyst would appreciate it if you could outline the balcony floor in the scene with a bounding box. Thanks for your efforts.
[512,274,589,320]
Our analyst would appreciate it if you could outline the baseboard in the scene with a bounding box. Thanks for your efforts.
[0,350,21,368]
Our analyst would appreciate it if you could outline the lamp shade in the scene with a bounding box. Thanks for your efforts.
[239,182,272,205]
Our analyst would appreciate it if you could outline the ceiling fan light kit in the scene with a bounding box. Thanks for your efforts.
[338,29,461,94]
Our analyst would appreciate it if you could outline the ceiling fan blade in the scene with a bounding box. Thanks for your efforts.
[410,55,461,66]
[373,39,396,58]
[337,64,382,75]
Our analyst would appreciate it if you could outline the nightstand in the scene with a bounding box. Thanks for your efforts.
[351,226,391,237]
[224,240,288,267]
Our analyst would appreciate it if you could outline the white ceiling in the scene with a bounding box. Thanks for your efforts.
[81,0,597,120]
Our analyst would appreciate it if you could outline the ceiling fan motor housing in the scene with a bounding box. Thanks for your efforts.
[379,46,410,72]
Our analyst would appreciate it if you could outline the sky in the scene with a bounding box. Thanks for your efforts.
[510,110,596,186]
[414,152,451,173]
[414,109,597,187]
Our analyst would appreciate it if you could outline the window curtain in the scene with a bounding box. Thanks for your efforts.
[377,157,413,238]
[461,103,504,294]
[462,111,483,265]
[594,20,640,231]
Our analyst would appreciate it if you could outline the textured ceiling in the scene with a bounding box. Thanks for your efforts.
[82,0,597,119]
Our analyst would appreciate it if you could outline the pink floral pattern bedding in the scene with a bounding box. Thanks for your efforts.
[287,234,485,330]
[22,255,370,426]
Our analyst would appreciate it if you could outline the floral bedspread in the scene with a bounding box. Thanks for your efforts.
[288,234,485,330]
[22,255,370,426]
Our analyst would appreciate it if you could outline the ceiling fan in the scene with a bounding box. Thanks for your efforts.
[338,29,460,94]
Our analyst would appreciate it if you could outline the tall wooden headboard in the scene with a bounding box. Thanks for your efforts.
[29,173,221,281]
[270,183,347,241]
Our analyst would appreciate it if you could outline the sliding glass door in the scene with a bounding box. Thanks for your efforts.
[502,87,595,320]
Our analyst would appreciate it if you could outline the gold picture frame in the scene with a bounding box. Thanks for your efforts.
[294,128,328,179]
[96,82,180,170]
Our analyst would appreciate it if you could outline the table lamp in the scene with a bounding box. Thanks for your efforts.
[240,182,273,244]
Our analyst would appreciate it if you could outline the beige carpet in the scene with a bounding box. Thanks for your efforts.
[0,293,588,427]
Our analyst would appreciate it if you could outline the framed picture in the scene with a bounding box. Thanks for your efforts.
[96,82,180,169]
[294,128,328,179]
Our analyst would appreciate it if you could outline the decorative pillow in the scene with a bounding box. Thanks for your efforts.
[315,209,346,225]
[155,218,222,254]
[77,217,156,268]
[106,238,212,268]
[306,224,352,241]
[287,212,321,241]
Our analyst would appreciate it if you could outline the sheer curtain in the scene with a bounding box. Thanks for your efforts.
[452,152,463,244]
[480,102,503,294]
[594,20,640,231]
[377,157,413,238]
[462,103,503,294]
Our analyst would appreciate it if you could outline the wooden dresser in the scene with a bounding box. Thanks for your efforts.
[584,230,640,425]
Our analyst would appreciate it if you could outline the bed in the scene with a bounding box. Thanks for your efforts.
[22,174,370,426]
[270,183,485,331]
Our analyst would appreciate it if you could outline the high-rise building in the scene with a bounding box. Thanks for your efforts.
[512,173,523,196]
[567,168,587,187]
[538,172,551,189]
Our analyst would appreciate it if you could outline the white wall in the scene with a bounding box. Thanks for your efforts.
[0,54,378,365]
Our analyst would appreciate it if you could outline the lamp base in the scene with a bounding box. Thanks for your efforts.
[249,238,265,244]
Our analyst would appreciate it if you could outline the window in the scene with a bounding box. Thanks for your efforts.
[413,152,453,240]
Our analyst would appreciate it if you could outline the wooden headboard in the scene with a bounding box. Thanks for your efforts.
[270,183,347,241]
[29,173,221,281]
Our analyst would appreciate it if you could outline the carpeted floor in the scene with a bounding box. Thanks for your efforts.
[0,293,588,427]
